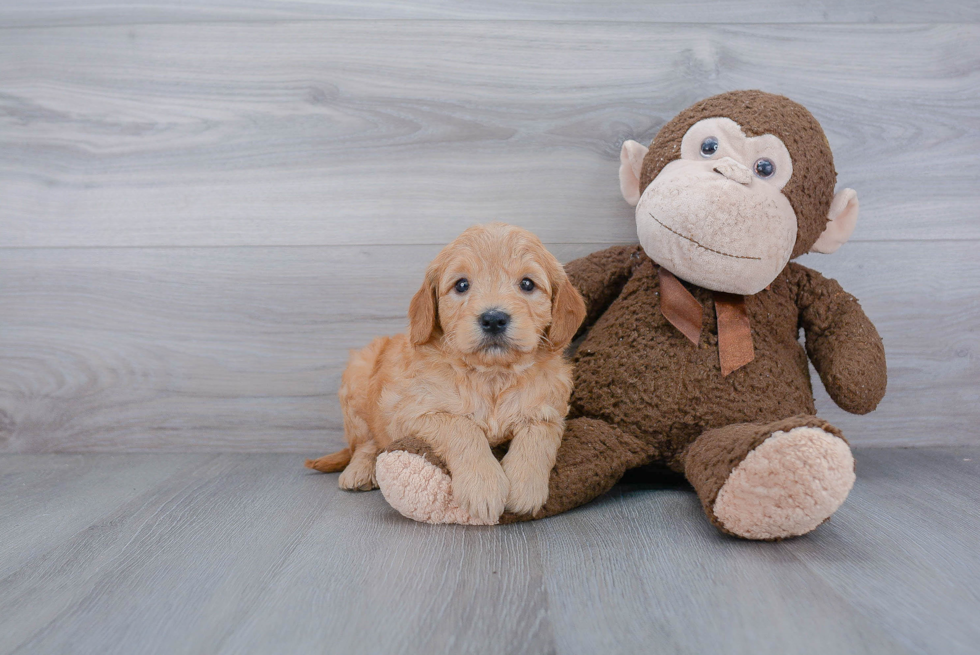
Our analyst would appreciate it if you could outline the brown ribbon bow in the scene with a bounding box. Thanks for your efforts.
[658,267,755,376]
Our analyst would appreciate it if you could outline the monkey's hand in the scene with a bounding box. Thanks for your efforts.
[796,266,887,414]
[565,244,644,337]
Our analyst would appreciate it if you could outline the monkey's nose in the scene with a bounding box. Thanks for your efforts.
[712,157,752,185]
[479,309,510,335]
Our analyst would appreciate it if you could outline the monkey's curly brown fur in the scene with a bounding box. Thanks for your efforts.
[506,245,886,527]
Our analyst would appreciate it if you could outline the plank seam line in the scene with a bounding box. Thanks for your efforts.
[0,237,976,251]
[0,19,975,32]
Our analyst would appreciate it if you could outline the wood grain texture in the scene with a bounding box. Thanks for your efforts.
[1,241,976,452]
[791,448,980,655]
[0,454,199,578]
[0,448,977,655]
[1,0,978,27]
[1,22,977,248]
[1,9,977,453]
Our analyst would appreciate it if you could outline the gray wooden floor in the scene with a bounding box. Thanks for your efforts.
[1,447,977,655]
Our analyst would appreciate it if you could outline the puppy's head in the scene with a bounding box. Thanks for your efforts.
[409,223,586,365]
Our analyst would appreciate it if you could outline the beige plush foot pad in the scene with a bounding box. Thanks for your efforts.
[713,427,855,540]
[375,451,497,526]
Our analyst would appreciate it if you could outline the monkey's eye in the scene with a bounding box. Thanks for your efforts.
[754,158,776,178]
[520,278,535,292]
[699,137,719,158]
[454,278,470,293]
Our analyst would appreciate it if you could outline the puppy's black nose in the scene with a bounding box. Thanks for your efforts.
[479,309,510,335]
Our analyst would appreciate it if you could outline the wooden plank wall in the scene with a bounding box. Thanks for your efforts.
[1,2,978,452]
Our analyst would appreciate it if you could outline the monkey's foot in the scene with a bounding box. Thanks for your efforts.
[715,426,855,539]
[375,438,497,526]
[687,418,856,540]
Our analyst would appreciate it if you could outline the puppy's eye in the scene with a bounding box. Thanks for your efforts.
[754,158,775,178]
[520,278,535,292]
[454,278,469,293]
[700,137,719,158]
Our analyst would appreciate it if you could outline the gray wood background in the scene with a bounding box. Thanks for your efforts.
[1,1,978,452]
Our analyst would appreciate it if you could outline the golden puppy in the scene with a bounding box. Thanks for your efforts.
[306,223,586,521]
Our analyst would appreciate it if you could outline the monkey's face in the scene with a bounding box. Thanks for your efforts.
[635,117,798,295]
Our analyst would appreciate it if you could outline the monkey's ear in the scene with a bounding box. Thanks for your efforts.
[408,278,439,345]
[811,188,859,254]
[619,140,649,207]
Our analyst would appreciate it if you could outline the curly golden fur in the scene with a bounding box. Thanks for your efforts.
[306,223,586,521]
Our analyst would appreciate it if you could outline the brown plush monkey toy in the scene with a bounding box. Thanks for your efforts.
[374,90,887,540]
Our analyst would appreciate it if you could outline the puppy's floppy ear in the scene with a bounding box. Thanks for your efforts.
[546,269,586,351]
[408,275,439,346]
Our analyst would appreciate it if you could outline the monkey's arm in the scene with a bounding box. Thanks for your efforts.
[791,263,887,414]
[564,244,644,335]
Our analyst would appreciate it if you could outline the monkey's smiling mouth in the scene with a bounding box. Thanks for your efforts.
[649,214,761,261]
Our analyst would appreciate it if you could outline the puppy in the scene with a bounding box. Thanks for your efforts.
[306,223,586,522]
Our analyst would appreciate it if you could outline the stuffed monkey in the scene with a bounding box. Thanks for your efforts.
[374,90,887,540]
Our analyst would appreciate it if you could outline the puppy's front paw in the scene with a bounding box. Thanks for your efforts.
[451,460,509,523]
[503,460,550,516]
